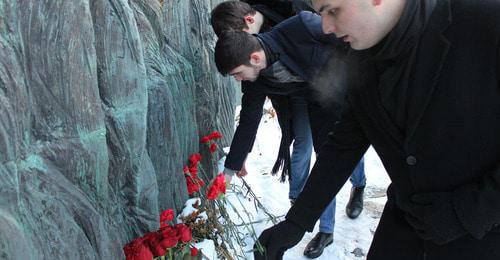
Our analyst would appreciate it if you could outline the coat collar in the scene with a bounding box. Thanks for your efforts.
[357,0,452,149]
[404,0,452,146]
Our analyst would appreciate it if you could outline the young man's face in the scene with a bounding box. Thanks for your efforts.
[229,64,261,82]
[313,0,387,50]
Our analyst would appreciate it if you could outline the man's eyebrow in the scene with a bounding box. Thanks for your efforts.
[318,4,331,13]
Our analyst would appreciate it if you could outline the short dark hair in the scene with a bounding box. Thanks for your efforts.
[214,31,262,75]
[210,1,256,37]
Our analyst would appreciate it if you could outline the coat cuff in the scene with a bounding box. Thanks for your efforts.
[285,203,320,232]
[223,168,238,176]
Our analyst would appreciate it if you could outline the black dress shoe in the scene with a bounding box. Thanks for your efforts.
[303,232,333,258]
[346,186,365,219]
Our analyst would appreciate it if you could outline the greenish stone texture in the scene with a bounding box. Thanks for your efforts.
[0,0,237,258]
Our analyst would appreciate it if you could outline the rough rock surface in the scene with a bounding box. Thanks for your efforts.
[0,0,237,258]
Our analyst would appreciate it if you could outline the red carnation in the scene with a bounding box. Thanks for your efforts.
[214,173,226,194]
[175,224,192,243]
[183,165,189,174]
[208,131,223,140]
[190,247,199,256]
[207,173,226,200]
[160,209,174,223]
[207,184,219,200]
[186,177,200,195]
[142,232,165,257]
[189,153,202,167]
[189,165,198,175]
[124,238,154,260]
[186,175,204,195]
[160,236,178,249]
[149,244,166,257]
[159,226,179,248]
[187,183,199,195]
[200,136,210,144]
[209,143,217,153]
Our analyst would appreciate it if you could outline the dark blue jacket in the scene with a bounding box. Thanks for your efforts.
[257,11,347,153]
[257,11,338,82]
[224,11,341,175]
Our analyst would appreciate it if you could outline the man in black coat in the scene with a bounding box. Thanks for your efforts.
[255,0,500,259]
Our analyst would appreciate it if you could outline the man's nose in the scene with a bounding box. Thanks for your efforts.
[321,16,337,34]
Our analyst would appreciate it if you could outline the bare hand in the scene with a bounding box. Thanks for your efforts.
[224,173,232,183]
[237,163,248,177]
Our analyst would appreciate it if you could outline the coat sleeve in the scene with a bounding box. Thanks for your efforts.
[224,82,266,171]
[286,97,370,231]
[451,165,500,239]
[452,42,500,239]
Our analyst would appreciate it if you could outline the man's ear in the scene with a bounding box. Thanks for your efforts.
[249,52,261,65]
[244,15,255,25]
[373,0,382,6]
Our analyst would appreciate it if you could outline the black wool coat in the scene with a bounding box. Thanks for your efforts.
[287,0,500,259]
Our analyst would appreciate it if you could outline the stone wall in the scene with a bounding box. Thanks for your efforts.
[0,0,237,258]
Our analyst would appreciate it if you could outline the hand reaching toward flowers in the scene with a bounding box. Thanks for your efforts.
[237,161,249,177]
[254,220,305,259]
[223,168,237,183]
[224,173,233,183]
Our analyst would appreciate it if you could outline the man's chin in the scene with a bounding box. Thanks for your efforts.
[350,40,379,50]
[349,42,363,50]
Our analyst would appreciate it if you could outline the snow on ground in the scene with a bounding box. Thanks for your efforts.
[223,101,391,260]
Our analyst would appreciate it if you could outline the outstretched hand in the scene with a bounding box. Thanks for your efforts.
[223,163,248,183]
[254,220,305,260]
[237,163,249,177]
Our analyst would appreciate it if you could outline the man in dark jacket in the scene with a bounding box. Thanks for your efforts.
[210,2,317,232]
[255,0,500,259]
[214,10,367,258]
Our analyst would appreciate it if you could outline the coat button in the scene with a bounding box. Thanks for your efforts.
[406,156,417,166]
